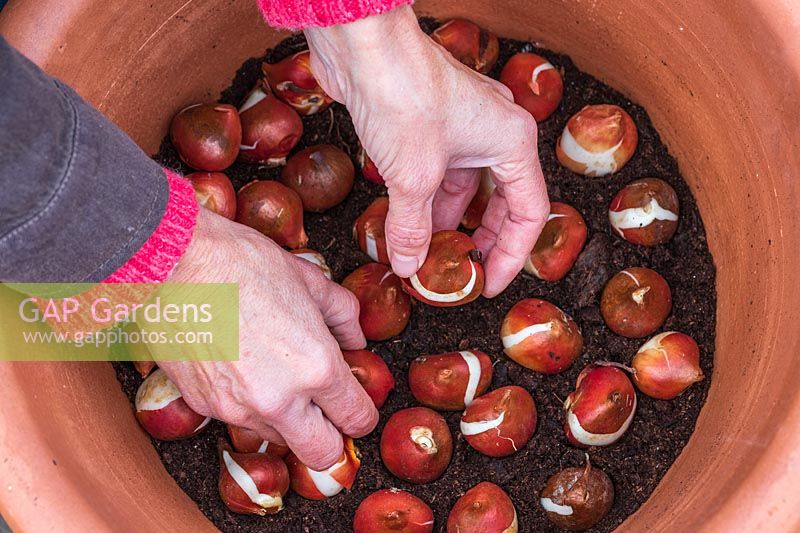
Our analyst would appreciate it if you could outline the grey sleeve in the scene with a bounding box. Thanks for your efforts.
[0,37,169,283]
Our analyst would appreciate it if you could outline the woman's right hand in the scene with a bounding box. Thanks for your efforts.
[158,208,378,470]
[305,5,550,296]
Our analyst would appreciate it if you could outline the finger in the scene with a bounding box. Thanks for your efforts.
[469,110,549,297]
[471,185,509,253]
[295,260,366,350]
[383,171,441,278]
[476,159,549,297]
[271,398,344,470]
[313,354,379,438]
[431,168,480,232]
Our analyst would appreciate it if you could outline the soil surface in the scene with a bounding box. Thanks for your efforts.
[114,17,716,533]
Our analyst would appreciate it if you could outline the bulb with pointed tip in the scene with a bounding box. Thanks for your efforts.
[237,86,303,165]
[401,230,484,307]
[501,298,583,374]
[226,424,289,457]
[353,197,390,264]
[447,482,518,533]
[133,360,156,378]
[354,488,435,533]
[281,144,354,212]
[500,52,563,122]
[381,407,453,484]
[609,178,679,246]
[556,104,638,177]
[342,263,411,341]
[343,350,395,409]
[290,248,333,280]
[563,364,637,448]
[632,331,703,399]
[409,350,493,411]
[135,369,210,441]
[124,322,156,377]
[262,50,333,115]
[461,168,496,230]
[540,457,614,531]
[601,267,672,338]
[170,103,241,171]
[431,19,499,74]
[235,180,308,249]
[285,436,361,500]
[186,172,237,220]
[218,440,290,515]
[460,386,537,457]
[524,202,587,282]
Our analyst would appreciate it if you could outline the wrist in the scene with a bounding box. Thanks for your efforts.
[305,5,427,78]
[169,208,213,282]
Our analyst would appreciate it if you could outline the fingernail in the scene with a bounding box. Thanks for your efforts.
[392,254,419,278]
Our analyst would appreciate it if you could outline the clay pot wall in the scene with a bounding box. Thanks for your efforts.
[1,0,798,530]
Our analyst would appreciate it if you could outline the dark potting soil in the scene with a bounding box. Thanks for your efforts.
[114,17,716,533]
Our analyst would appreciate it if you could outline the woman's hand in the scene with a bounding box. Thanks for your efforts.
[158,208,378,470]
[305,5,550,296]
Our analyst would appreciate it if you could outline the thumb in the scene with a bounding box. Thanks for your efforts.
[384,178,438,278]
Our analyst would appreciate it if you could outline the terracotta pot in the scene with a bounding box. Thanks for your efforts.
[1,0,799,530]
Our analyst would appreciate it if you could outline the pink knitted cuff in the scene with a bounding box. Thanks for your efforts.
[257,0,413,29]
[104,169,199,284]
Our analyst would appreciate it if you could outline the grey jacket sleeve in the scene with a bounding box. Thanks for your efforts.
[0,37,169,283]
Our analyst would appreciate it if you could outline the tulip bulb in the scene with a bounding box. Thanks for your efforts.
[524,202,587,282]
[501,298,583,374]
[408,350,493,411]
[186,172,237,220]
[609,178,679,246]
[380,407,453,484]
[556,104,638,177]
[342,263,411,341]
[226,424,289,457]
[401,230,484,307]
[343,349,396,409]
[500,52,563,122]
[540,456,614,531]
[564,364,636,448]
[460,386,537,457]
[431,19,499,74]
[135,369,210,441]
[262,50,333,115]
[353,197,390,264]
[600,267,672,338]
[237,86,303,165]
[632,331,703,399]
[235,180,308,249]
[218,440,290,515]
[281,144,354,212]
[285,436,361,500]
[170,103,241,171]
[447,482,518,533]
[354,488,434,533]
[290,248,333,280]
[133,360,156,378]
